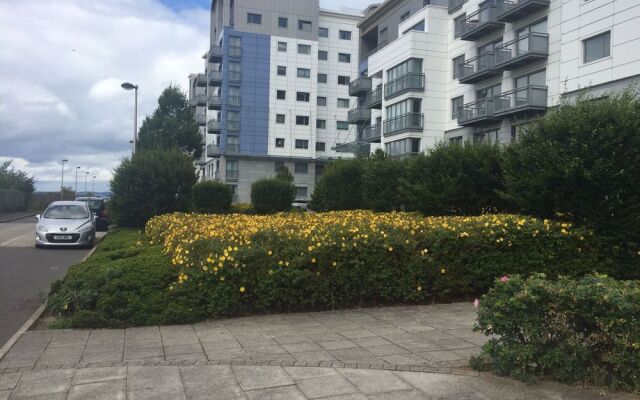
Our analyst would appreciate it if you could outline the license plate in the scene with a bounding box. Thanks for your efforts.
[54,235,73,240]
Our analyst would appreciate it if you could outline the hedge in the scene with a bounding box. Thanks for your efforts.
[472,274,640,393]
[193,181,233,214]
[250,178,295,214]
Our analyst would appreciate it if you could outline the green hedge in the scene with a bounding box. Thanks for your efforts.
[193,181,232,214]
[472,274,640,392]
[250,178,295,214]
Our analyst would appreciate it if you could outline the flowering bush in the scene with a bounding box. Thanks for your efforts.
[145,211,608,317]
[472,274,640,393]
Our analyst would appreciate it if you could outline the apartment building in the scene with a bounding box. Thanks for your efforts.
[188,0,362,203]
[343,0,640,155]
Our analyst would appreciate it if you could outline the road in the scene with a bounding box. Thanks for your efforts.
[0,216,92,348]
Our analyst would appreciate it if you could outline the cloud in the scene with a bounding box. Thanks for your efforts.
[0,0,209,192]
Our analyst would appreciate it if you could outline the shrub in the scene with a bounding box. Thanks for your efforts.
[250,178,295,214]
[144,212,610,319]
[310,159,365,211]
[502,90,640,275]
[193,181,232,214]
[472,274,640,392]
[362,151,405,211]
[109,148,197,228]
[402,143,509,215]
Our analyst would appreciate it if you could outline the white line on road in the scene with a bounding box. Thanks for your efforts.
[0,232,32,247]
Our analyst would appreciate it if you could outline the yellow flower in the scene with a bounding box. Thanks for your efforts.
[311,258,316,263]
[239,286,245,293]
[440,268,446,274]
[388,246,393,252]
[267,250,272,256]
[332,261,337,267]
[417,286,422,291]
[219,276,225,282]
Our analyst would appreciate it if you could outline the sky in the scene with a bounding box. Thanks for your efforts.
[0,0,374,193]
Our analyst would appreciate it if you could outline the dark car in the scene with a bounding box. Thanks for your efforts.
[75,196,109,232]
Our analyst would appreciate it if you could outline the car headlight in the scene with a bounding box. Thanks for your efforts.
[78,224,93,233]
[36,224,48,233]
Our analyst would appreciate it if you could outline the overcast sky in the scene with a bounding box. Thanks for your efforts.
[0,0,374,192]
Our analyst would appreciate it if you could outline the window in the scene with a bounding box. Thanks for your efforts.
[474,130,499,144]
[476,83,501,100]
[338,53,351,63]
[277,66,286,76]
[316,142,326,152]
[514,69,546,88]
[226,160,238,178]
[400,11,410,21]
[387,58,422,81]
[385,138,421,156]
[276,114,285,124]
[296,116,309,126]
[337,98,350,108]
[451,96,463,120]
[379,27,388,45]
[449,136,463,145]
[295,163,308,174]
[278,17,288,28]
[296,186,308,199]
[297,68,311,78]
[319,27,328,37]
[337,75,350,85]
[339,30,352,40]
[247,13,262,24]
[584,31,610,63]
[452,55,465,79]
[275,138,285,148]
[454,13,466,39]
[317,73,327,83]
[296,92,310,102]
[227,111,240,131]
[275,161,286,172]
[276,90,286,100]
[298,44,311,54]
[295,139,309,149]
[318,50,328,60]
[298,20,312,32]
[316,119,326,129]
[403,20,425,34]
[337,121,349,130]
[227,136,239,152]
[228,61,241,81]
[317,96,327,106]
[277,42,287,52]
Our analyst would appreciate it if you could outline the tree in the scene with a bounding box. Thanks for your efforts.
[309,159,365,211]
[136,85,203,159]
[109,148,197,227]
[0,160,35,194]
[362,150,405,211]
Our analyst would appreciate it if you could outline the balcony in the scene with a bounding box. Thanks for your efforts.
[457,98,499,126]
[207,144,221,157]
[208,95,222,110]
[495,32,549,70]
[196,73,207,87]
[360,124,381,142]
[225,170,239,181]
[458,52,501,84]
[207,119,221,133]
[228,96,241,107]
[349,77,372,96]
[333,141,371,155]
[208,71,222,86]
[497,0,550,22]
[229,46,242,58]
[494,85,547,117]
[226,143,240,154]
[229,71,242,82]
[209,45,222,62]
[195,114,206,126]
[227,120,240,132]
[383,112,423,136]
[190,94,207,107]
[459,3,504,41]
[365,87,382,109]
[384,73,425,100]
[348,108,371,124]
[449,0,465,13]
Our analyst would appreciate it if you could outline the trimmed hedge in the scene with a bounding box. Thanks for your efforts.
[250,178,295,214]
[472,274,640,393]
[193,181,233,214]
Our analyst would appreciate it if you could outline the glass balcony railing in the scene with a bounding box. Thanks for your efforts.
[457,98,497,126]
[208,95,222,109]
[196,73,207,87]
[449,0,466,13]
[497,0,550,22]
[206,144,221,157]
[360,124,381,142]
[383,112,424,135]
[207,119,221,132]
[349,77,372,96]
[458,51,500,84]
[460,3,504,40]
[348,108,372,124]
[494,32,549,70]
[209,45,222,61]
[494,85,548,116]
[208,71,222,85]
[195,114,207,126]
[365,87,382,108]
[384,73,425,99]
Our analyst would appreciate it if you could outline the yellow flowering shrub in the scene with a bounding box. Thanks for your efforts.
[145,211,608,317]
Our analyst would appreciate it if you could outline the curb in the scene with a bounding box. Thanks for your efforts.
[0,213,37,224]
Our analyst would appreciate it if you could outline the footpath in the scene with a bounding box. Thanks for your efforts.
[0,303,634,399]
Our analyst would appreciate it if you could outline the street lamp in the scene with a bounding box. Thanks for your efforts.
[92,176,96,194]
[84,172,90,195]
[75,166,81,196]
[121,82,139,155]
[60,159,68,200]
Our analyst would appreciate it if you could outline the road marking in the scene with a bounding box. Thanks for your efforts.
[0,232,32,247]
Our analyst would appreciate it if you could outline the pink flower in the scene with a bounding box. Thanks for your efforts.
[473,299,480,308]
[500,275,510,283]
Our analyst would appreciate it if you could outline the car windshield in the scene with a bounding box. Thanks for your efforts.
[43,205,89,220]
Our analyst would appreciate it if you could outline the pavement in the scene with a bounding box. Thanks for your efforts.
[0,303,634,399]
[0,216,104,349]
[0,212,37,224]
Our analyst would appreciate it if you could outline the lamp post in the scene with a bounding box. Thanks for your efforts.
[84,172,90,195]
[121,82,139,155]
[92,176,96,195]
[60,159,68,200]
[75,166,81,197]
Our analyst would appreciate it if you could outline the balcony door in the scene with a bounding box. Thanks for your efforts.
[514,70,546,106]
[516,19,547,55]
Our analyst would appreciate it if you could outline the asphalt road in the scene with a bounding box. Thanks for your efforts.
[0,216,92,348]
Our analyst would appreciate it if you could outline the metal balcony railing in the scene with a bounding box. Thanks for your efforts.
[365,87,382,108]
[349,77,372,96]
[209,45,222,62]
[384,73,425,99]
[495,32,549,70]
[227,120,240,131]
[497,0,550,22]
[457,98,497,126]
[460,3,504,40]
[458,51,500,84]
[494,85,548,116]
[360,124,381,142]
[348,108,372,124]
[226,170,239,181]
[383,112,424,135]
[206,144,221,157]
[207,119,221,132]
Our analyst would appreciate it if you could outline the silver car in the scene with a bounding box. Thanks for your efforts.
[35,201,96,248]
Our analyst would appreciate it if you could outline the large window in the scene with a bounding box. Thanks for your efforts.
[583,31,610,63]
[297,68,311,78]
[385,138,420,156]
[298,44,311,54]
[295,116,309,126]
[339,30,352,40]
[275,161,285,172]
[319,27,328,37]
[278,17,288,28]
[515,69,546,88]
[474,130,499,144]
[338,53,351,63]
[386,98,421,119]
[454,13,466,39]
[228,61,241,81]
[451,96,463,120]
[295,139,309,149]
[247,13,262,24]
[227,111,240,131]
[296,187,308,199]
[295,163,308,174]
[298,20,312,32]
[403,20,425,34]
[296,92,310,102]
[337,98,350,108]
[337,121,349,130]
[452,54,465,79]
[476,83,501,100]
[226,160,238,177]
[387,58,422,81]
